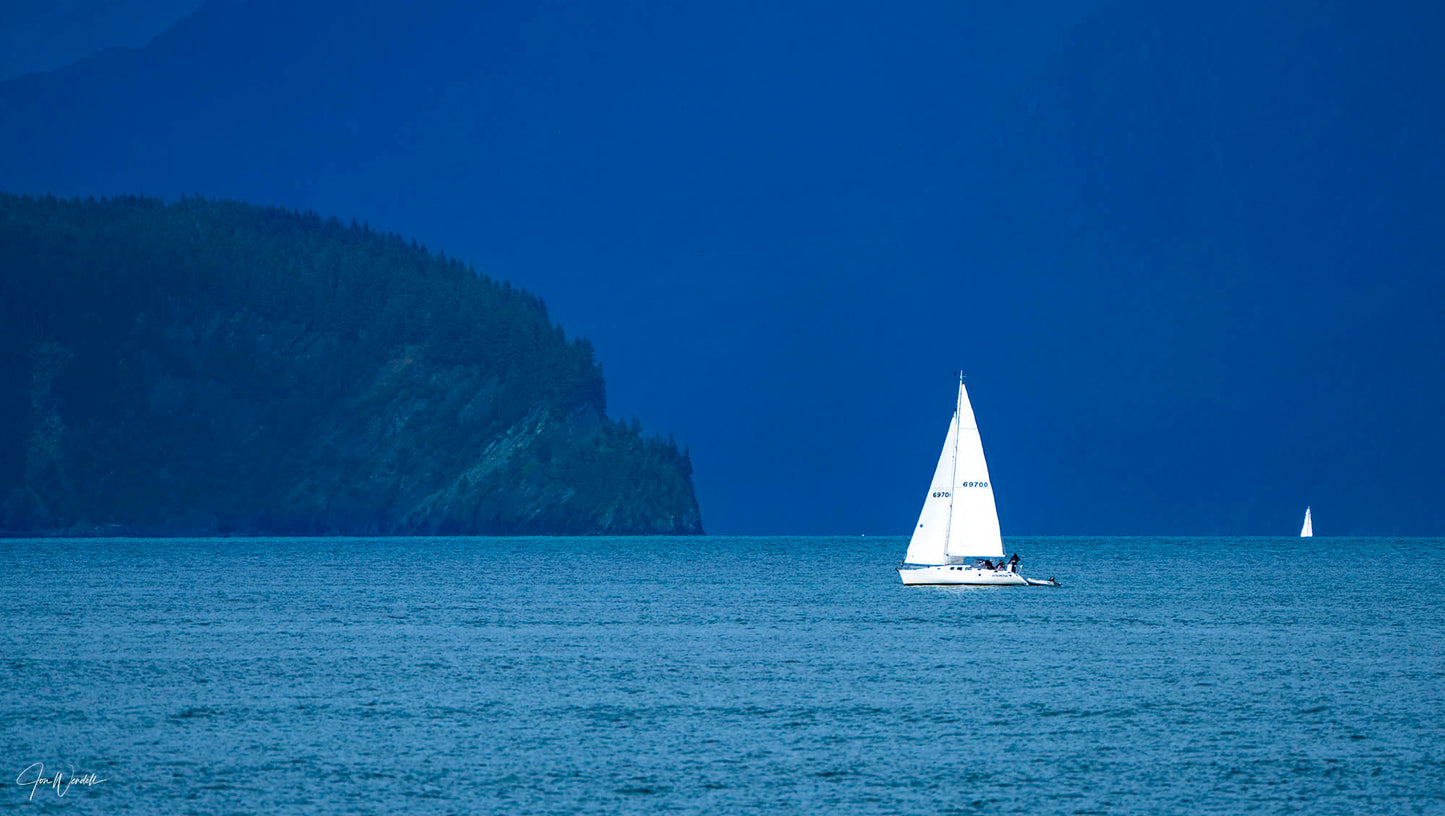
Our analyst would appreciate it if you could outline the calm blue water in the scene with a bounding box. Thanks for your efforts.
[1,536,1442,814]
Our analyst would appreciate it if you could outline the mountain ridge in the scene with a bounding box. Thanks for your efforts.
[0,193,703,536]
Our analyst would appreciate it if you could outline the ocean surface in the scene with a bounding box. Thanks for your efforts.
[1,536,1442,814]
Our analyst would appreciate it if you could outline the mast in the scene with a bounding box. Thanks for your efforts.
[942,371,963,558]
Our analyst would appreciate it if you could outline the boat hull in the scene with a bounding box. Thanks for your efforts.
[898,564,1034,586]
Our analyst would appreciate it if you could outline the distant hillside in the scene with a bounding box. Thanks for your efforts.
[974,0,1445,533]
[0,194,702,535]
[0,0,524,203]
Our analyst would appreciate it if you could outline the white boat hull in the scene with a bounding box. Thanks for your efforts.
[898,564,1052,586]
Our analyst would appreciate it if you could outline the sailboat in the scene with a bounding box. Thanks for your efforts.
[897,373,1058,586]
[1300,507,1313,537]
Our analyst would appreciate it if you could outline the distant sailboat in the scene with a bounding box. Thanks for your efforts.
[1300,507,1313,538]
[897,374,1058,587]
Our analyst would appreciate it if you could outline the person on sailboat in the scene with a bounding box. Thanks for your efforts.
[1008,553,1020,573]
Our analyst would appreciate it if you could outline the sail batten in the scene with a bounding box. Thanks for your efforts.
[903,377,1004,564]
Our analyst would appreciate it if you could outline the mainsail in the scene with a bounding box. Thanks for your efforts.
[903,377,1004,564]
[1300,507,1313,538]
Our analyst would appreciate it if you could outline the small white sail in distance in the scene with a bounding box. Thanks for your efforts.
[903,376,1004,565]
[1300,507,1313,538]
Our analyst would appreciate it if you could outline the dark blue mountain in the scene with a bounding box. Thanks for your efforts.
[1,0,1440,534]
[980,1,1445,533]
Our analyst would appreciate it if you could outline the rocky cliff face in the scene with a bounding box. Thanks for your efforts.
[0,195,702,535]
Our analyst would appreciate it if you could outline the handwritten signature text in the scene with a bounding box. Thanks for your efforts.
[16,763,106,801]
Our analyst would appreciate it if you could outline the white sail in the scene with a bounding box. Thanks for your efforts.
[904,414,959,565]
[903,378,1004,564]
[1300,507,1312,537]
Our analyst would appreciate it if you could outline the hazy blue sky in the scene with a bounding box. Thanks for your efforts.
[2,0,1441,535]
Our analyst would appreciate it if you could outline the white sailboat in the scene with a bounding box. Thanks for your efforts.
[897,374,1058,587]
[1300,507,1313,537]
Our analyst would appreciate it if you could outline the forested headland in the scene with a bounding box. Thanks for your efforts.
[0,193,702,535]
